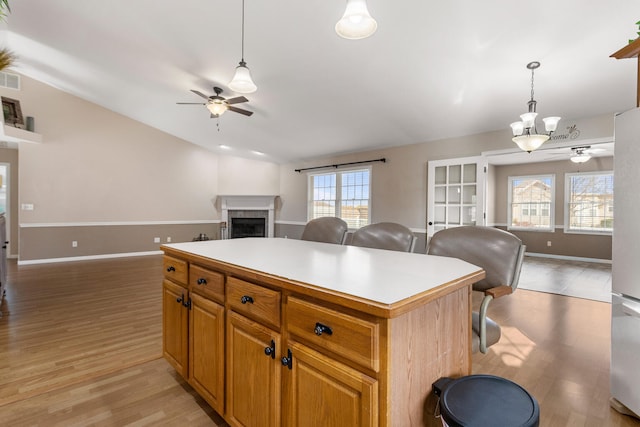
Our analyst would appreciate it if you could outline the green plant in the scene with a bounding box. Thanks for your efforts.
[0,0,9,22]
[0,0,11,71]
[631,20,640,44]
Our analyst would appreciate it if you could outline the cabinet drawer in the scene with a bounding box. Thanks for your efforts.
[227,277,281,329]
[163,255,188,285]
[286,296,380,372]
[190,264,225,303]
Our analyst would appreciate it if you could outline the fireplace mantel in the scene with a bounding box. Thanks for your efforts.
[219,195,277,238]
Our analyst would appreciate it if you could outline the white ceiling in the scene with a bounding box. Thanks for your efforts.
[2,0,639,163]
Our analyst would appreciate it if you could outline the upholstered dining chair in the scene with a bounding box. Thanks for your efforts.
[427,226,525,354]
[350,222,417,253]
[300,217,349,245]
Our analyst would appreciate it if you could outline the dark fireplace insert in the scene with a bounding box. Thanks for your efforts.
[231,218,266,238]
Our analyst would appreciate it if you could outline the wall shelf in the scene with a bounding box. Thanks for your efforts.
[611,37,640,107]
[0,123,43,144]
[0,113,43,144]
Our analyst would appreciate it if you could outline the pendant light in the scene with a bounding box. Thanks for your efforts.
[228,0,257,94]
[509,61,561,153]
[335,0,377,40]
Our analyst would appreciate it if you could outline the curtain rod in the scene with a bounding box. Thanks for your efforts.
[294,158,386,173]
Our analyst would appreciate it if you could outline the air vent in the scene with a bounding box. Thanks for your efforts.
[0,71,20,90]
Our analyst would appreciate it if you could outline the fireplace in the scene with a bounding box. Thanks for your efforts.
[219,195,277,238]
[231,217,266,238]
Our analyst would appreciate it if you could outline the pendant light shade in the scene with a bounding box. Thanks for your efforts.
[228,0,257,94]
[229,60,257,94]
[335,0,377,40]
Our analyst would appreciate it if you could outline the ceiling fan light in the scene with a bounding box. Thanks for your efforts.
[543,116,561,132]
[207,101,227,116]
[512,134,549,153]
[335,0,377,40]
[510,121,524,136]
[570,154,591,163]
[228,62,257,94]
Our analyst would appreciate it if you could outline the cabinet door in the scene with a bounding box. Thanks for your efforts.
[284,341,378,427]
[226,311,281,427]
[189,292,225,414]
[162,279,188,378]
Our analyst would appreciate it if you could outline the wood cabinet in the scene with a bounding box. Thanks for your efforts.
[226,311,282,427]
[161,239,484,426]
[162,278,188,378]
[189,292,225,413]
[284,340,378,427]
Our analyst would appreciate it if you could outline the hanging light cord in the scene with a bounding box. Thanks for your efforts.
[240,0,245,63]
[530,67,535,102]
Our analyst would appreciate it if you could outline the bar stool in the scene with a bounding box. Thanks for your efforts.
[433,375,539,427]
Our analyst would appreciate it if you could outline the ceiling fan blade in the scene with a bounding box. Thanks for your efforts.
[228,106,254,116]
[191,90,210,100]
[226,96,249,105]
[176,102,206,105]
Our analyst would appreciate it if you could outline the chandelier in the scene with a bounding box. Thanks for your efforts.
[510,61,561,153]
[228,0,257,94]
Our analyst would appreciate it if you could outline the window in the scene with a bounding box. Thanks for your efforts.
[308,168,370,228]
[508,175,554,231]
[565,172,613,234]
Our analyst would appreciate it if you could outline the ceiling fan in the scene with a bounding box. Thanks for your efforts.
[177,87,253,118]
[569,146,605,163]
[543,145,606,163]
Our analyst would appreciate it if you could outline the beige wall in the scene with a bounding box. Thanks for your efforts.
[2,73,617,262]
[2,74,279,262]
[276,114,615,259]
[491,157,613,260]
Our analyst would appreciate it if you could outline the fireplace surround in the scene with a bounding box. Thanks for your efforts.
[219,195,277,238]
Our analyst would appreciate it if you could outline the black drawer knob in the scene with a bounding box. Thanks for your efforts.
[197,278,207,285]
[314,322,333,336]
[166,266,176,272]
[241,295,254,304]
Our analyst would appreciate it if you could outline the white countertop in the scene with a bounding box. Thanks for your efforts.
[163,238,482,305]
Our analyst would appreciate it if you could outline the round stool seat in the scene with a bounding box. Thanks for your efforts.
[433,374,539,427]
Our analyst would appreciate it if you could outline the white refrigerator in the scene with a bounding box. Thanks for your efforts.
[611,107,640,417]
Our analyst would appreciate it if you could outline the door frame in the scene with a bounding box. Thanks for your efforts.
[426,156,487,239]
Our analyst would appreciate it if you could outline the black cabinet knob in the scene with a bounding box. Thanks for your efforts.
[281,349,292,370]
[241,295,254,304]
[197,278,207,285]
[167,266,176,272]
[264,339,276,359]
[428,221,433,226]
[314,322,333,336]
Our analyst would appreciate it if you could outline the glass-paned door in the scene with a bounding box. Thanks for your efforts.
[427,156,486,238]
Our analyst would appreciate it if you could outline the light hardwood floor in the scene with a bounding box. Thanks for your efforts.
[0,255,638,426]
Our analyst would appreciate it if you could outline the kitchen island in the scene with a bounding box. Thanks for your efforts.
[161,238,484,427]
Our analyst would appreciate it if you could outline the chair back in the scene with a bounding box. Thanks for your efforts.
[301,217,348,245]
[350,222,416,253]
[427,226,525,292]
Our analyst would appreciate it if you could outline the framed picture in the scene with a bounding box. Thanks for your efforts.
[1,96,24,127]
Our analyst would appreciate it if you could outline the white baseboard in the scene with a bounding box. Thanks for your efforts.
[17,251,163,265]
[525,252,612,265]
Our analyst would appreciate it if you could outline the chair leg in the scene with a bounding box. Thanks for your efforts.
[478,295,494,354]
